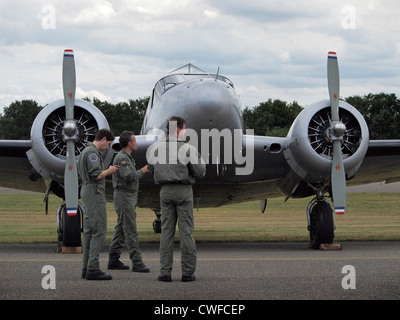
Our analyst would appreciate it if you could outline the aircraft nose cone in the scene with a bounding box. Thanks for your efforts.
[332,122,346,137]
[185,79,242,132]
[63,120,77,137]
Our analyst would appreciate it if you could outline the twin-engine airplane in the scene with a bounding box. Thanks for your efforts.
[0,50,399,250]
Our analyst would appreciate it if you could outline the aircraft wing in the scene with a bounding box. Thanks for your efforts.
[1,137,399,195]
[347,139,400,186]
[0,140,47,193]
[0,135,157,195]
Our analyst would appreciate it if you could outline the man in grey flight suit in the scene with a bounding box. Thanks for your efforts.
[147,116,206,282]
[108,130,150,273]
[78,129,119,280]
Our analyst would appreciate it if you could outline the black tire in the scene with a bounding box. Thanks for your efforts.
[153,219,161,233]
[62,204,82,247]
[309,200,334,249]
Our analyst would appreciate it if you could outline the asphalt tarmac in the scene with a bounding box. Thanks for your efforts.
[0,241,399,302]
[1,186,399,314]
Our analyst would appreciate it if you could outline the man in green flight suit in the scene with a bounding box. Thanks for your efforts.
[78,129,119,280]
[147,116,206,282]
[108,130,150,273]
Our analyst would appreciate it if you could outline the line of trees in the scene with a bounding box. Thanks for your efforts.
[88,97,149,136]
[346,93,400,140]
[0,93,399,140]
[0,97,149,140]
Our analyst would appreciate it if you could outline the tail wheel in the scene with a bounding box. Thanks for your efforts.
[308,199,334,249]
[153,210,161,233]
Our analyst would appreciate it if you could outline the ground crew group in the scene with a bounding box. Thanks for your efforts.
[77,116,206,281]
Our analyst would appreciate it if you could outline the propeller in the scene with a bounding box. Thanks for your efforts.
[327,51,346,214]
[62,49,79,217]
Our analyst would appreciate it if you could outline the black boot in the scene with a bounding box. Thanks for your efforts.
[86,269,112,280]
[182,274,196,282]
[132,262,150,273]
[108,252,129,270]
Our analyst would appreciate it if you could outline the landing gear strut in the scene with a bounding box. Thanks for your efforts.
[153,210,161,233]
[307,197,335,249]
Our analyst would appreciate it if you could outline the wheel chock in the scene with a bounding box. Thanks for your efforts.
[61,246,82,254]
[319,243,342,250]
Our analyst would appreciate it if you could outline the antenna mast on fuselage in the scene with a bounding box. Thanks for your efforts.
[169,63,206,74]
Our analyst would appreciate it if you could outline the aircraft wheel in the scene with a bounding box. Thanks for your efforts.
[308,199,334,249]
[152,210,161,233]
[153,219,161,233]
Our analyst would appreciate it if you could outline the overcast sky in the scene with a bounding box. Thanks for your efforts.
[1,0,399,114]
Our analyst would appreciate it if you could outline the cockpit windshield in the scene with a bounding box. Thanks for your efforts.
[154,71,234,95]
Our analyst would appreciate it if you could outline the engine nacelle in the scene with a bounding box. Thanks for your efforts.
[284,99,369,186]
[27,99,109,184]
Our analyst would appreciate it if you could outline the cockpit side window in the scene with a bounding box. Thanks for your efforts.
[149,88,155,108]
[163,82,177,91]
[215,75,235,88]
[155,75,184,94]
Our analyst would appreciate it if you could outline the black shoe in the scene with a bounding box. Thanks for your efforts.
[157,274,172,282]
[108,252,129,270]
[132,262,150,273]
[81,268,87,279]
[86,269,112,280]
[182,274,196,282]
[108,260,129,270]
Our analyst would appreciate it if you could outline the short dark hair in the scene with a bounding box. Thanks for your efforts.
[95,128,115,142]
[166,116,185,134]
[119,130,134,148]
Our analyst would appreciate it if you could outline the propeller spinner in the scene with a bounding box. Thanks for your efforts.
[62,49,79,216]
[327,51,346,214]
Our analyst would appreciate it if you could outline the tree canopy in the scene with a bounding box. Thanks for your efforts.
[0,100,43,139]
[88,96,149,136]
[243,99,303,136]
[0,93,399,140]
[345,93,400,140]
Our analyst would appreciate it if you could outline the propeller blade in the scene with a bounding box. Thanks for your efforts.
[64,140,78,216]
[62,49,78,216]
[328,51,346,214]
[327,51,340,122]
[62,49,76,120]
[331,141,346,214]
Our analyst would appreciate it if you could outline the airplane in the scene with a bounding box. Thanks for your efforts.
[0,49,399,251]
